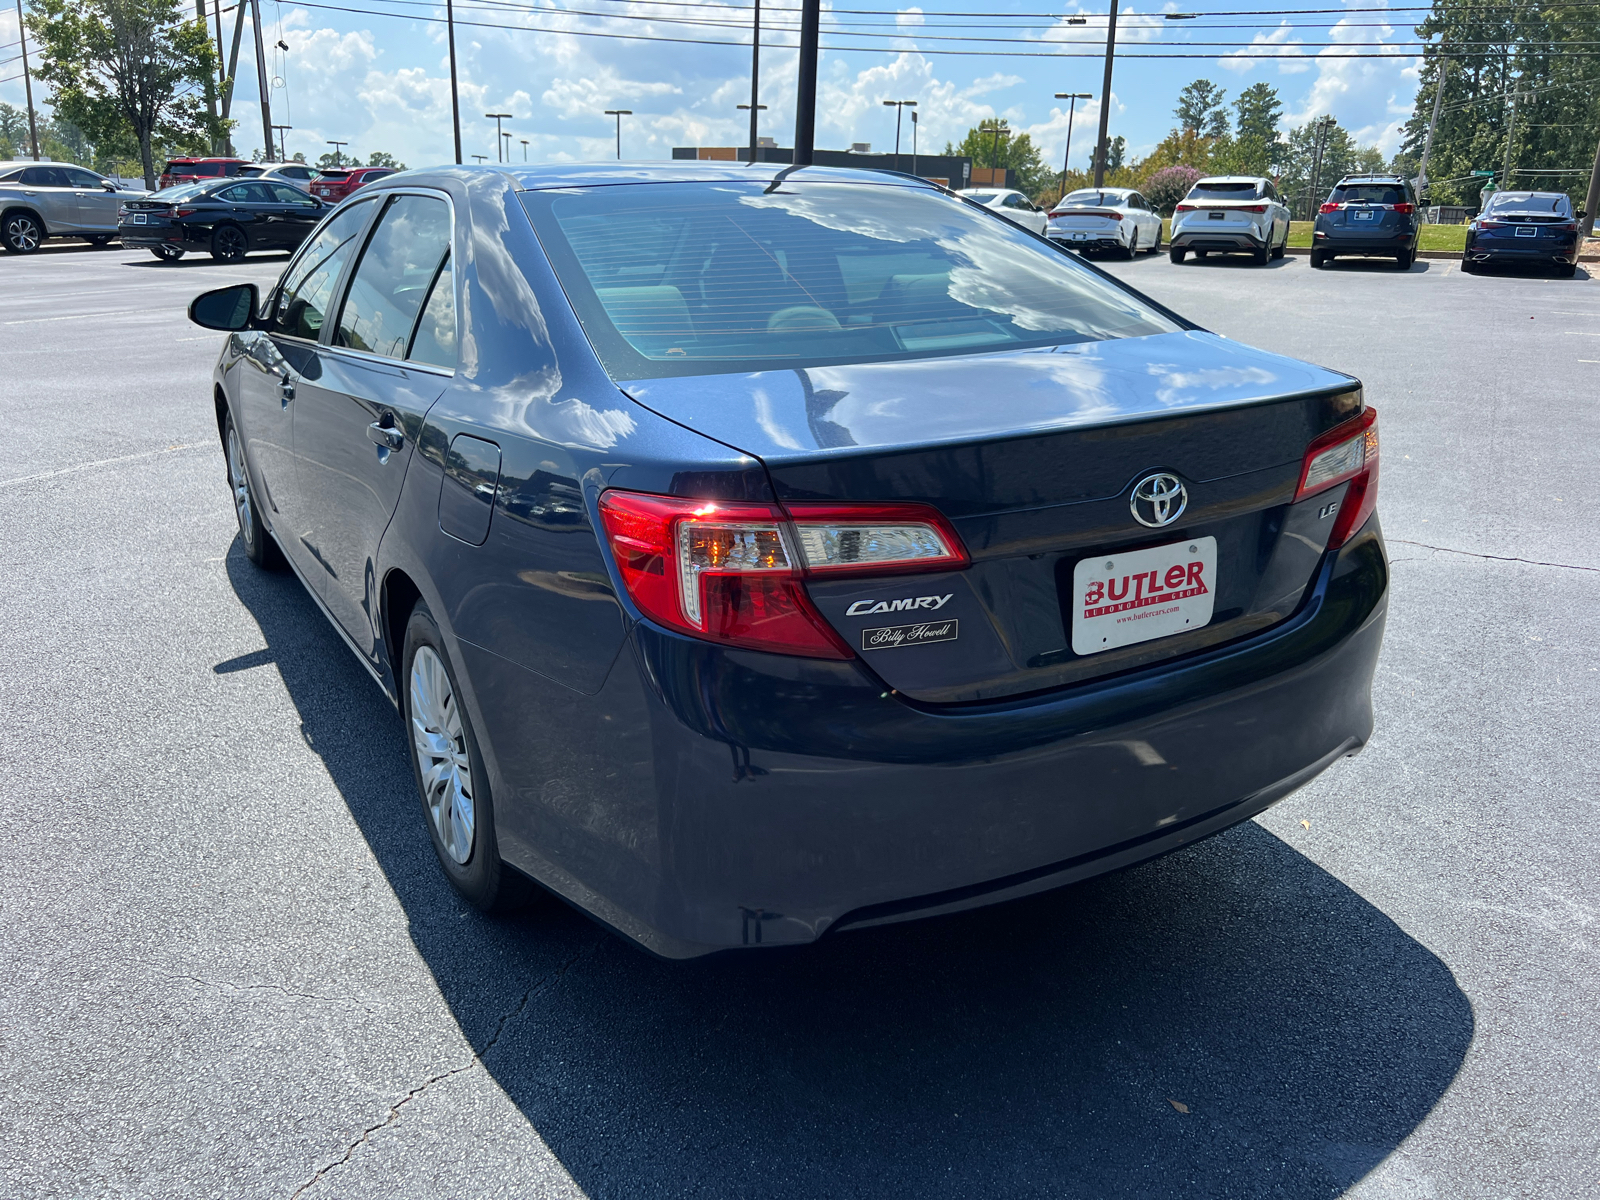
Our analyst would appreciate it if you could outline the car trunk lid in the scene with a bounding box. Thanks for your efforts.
[620,331,1363,703]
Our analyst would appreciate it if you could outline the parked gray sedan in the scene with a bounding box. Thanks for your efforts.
[0,161,147,253]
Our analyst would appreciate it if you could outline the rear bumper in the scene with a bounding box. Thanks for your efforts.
[1170,226,1265,252]
[1466,239,1577,263]
[1049,232,1126,251]
[1315,237,1415,255]
[470,518,1388,959]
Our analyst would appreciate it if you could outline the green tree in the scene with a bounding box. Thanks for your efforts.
[1175,79,1230,138]
[1233,83,1283,155]
[317,149,354,169]
[944,121,1055,196]
[1105,135,1126,171]
[27,0,219,190]
[366,150,405,169]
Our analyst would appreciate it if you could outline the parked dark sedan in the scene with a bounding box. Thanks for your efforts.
[119,179,325,262]
[1464,191,1582,277]
[187,164,1387,958]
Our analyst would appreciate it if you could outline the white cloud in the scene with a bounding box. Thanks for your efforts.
[1220,23,1311,75]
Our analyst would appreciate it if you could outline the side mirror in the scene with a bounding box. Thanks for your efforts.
[188,283,259,332]
[102,181,117,191]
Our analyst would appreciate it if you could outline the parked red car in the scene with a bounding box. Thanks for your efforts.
[158,157,250,189]
[309,166,398,202]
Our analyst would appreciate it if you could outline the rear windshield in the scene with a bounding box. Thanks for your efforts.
[1330,184,1404,204]
[1186,181,1261,200]
[1058,190,1125,207]
[165,160,224,177]
[1485,192,1570,215]
[520,180,1180,380]
[961,191,998,203]
[152,183,212,200]
[320,171,351,181]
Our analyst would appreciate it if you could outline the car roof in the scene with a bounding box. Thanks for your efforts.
[1192,175,1268,184]
[1336,174,1404,183]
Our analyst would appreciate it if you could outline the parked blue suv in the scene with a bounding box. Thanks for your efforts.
[1311,174,1420,271]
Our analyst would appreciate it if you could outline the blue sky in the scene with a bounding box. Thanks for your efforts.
[2,0,1425,170]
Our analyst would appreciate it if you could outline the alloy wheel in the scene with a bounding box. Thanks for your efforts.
[409,646,476,865]
[226,423,255,552]
[213,225,247,261]
[5,214,41,253]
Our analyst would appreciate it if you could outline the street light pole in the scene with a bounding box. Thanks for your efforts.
[881,100,916,173]
[486,112,512,163]
[1055,91,1092,200]
[446,0,462,163]
[911,109,918,178]
[502,130,511,161]
[520,138,529,163]
[746,0,761,163]
[326,140,347,168]
[1092,0,1119,187]
[793,0,820,166]
[979,122,1008,186]
[601,110,630,160]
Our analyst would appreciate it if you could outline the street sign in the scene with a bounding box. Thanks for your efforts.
[1471,170,1496,177]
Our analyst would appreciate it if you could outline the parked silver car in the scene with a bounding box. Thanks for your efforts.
[239,161,322,187]
[0,161,148,253]
[1169,175,1291,266]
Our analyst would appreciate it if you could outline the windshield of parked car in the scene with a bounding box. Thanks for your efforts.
[1485,192,1570,215]
[1058,190,1124,207]
[521,180,1181,380]
[1330,184,1403,204]
[1187,181,1262,201]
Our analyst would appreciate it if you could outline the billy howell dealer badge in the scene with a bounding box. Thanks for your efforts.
[861,620,959,650]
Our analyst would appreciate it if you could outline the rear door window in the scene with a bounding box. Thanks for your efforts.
[333,194,452,359]
[521,180,1180,380]
[269,183,316,205]
[270,198,378,340]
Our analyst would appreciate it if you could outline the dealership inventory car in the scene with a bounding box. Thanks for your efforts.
[0,160,147,252]
[1046,187,1163,257]
[240,161,322,187]
[119,178,325,261]
[1463,191,1581,277]
[956,187,1049,235]
[310,166,399,203]
[158,156,250,189]
[187,163,1386,958]
[1311,174,1420,270]
[1169,175,1291,265]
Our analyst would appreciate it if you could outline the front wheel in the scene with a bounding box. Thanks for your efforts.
[404,606,518,912]
[1169,247,1187,264]
[210,224,248,262]
[224,412,282,569]
[2,211,43,253]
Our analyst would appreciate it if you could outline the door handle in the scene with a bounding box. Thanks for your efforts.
[368,421,404,451]
[277,375,295,406]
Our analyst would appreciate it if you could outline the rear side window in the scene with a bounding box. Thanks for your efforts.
[271,199,377,340]
[521,180,1180,380]
[334,194,452,359]
[1330,185,1402,205]
[1187,181,1262,201]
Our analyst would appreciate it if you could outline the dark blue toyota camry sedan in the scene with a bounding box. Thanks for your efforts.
[188,163,1386,958]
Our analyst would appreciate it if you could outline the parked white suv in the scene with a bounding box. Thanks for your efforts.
[0,160,148,253]
[1168,175,1291,266]
[1047,187,1163,257]
[957,188,1049,236]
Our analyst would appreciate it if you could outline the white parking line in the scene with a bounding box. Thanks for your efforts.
[0,443,207,490]
[4,309,142,325]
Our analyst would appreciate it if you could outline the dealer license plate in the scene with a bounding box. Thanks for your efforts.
[1353,209,1375,221]
[1070,536,1217,655]
[131,213,147,224]
[1516,225,1537,237]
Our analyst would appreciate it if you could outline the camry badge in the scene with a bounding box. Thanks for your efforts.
[846,593,953,617]
[1130,473,1188,528]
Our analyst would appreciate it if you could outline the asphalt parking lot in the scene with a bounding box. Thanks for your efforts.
[2,240,1596,1199]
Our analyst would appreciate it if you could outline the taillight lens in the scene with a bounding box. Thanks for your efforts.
[597,491,968,658]
[174,207,197,217]
[1104,211,1122,221]
[1552,220,1579,232]
[1319,202,1340,214]
[1244,204,1267,213]
[1478,219,1506,230]
[1174,203,1194,213]
[1295,407,1380,550]
[1392,202,1415,215]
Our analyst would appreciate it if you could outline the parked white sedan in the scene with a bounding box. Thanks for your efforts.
[957,188,1049,236]
[1046,188,1164,257]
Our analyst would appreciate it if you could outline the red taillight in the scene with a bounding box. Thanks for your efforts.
[1243,204,1267,213]
[1295,407,1379,551]
[1552,221,1579,232]
[1174,203,1194,213]
[174,207,197,217]
[1391,202,1415,215]
[1319,202,1340,214]
[1478,219,1507,229]
[596,491,968,658]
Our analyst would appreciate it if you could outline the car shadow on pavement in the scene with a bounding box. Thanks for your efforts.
[123,251,294,269]
[226,544,1473,1200]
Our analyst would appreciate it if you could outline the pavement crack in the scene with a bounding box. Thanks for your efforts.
[1388,539,1598,574]
[287,937,602,1199]
[162,973,371,1008]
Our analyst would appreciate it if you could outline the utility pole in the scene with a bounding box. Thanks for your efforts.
[1092,0,1119,187]
[793,0,820,166]
[882,100,915,172]
[272,124,291,161]
[220,0,247,154]
[601,110,627,160]
[911,109,918,178]
[249,0,273,161]
[1415,36,1448,201]
[1501,86,1524,189]
[1307,115,1334,219]
[746,0,760,163]
[194,0,220,148]
[446,0,462,163]
[326,140,346,167]
[1582,129,1600,238]
[1055,91,1092,200]
[14,0,39,160]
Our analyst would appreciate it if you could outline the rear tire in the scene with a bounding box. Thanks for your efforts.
[1270,227,1286,260]
[1310,250,1327,269]
[1124,230,1138,259]
[2,211,43,254]
[1150,224,1162,252]
[1557,261,1578,279]
[1461,258,1480,275]
[1253,244,1270,265]
[210,223,248,262]
[403,605,519,913]
[1169,247,1186,264]
[1396,250,1414,270]
[1194,249,1209,259]
[85,234,113,247]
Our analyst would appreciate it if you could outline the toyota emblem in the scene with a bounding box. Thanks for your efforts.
[1130,472,1188,528]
